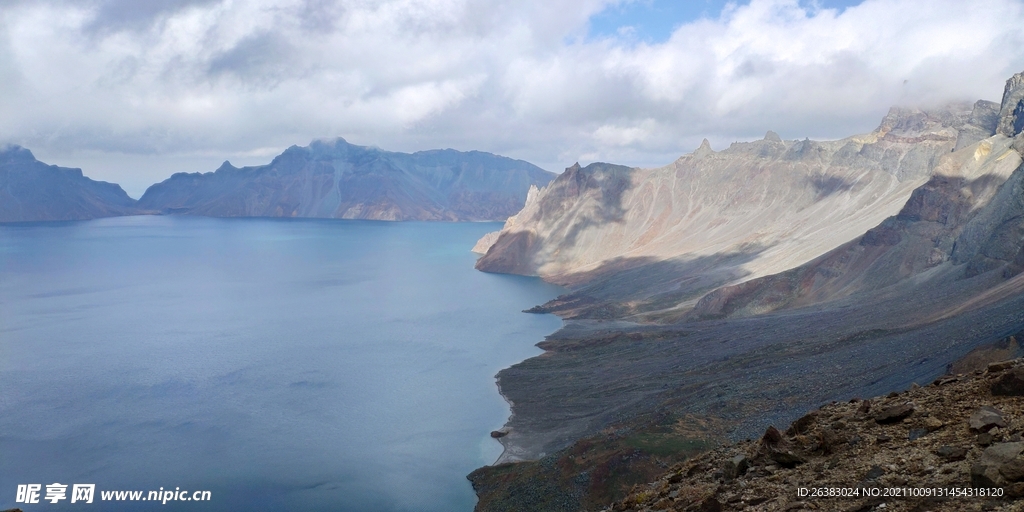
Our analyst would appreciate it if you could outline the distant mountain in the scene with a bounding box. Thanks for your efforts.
[0,145,138,222]
[138,138,556,221]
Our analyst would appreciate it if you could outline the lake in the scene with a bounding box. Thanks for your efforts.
[0,216,563,511]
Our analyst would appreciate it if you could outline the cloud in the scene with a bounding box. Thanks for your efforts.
[2,0,1024,196]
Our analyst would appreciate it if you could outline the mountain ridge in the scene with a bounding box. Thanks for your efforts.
[475,103,983,322]
[137,137,556,222]
[0,139,556,223]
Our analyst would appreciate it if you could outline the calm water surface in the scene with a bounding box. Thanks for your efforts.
[0,216,562,511]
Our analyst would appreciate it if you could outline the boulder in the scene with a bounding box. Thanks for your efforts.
[969,406,1007,432]
[759,426,805,468]
[908,428,929,441]
[722,454,750,480]
[934,445,968,462]
[923,417,944,432]
[971,442,1024,488]
[874,403,915,424]
[988,360,1017,372]
[864,465,885,480]
[992,367,1024,396]
[786,411,818,435]
[770,451,806,468]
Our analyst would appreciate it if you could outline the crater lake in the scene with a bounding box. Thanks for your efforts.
[0,215,563,511]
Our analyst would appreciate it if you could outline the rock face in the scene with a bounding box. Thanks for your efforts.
[998,71,1024,137]
[472,184,541,253]
[138,138,555,221]
[471,231,502,254]
[691,134,1023,319]
[477,104,979,320]
[0,145,138,222]
[955,100,1001,151]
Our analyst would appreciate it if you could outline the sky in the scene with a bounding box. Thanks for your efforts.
[3,0,1024,197]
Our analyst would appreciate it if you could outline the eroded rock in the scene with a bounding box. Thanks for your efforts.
[970,442,1024,488]
[969,406,1007,432]
[988,359,1017,373]
[874,402,915,424]
[992,367,1024,396]
[934,445,968,462]
[722,455,749,481]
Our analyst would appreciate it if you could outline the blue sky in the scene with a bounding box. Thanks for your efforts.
[589,0,866,41]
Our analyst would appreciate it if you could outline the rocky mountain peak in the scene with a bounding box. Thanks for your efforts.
[875,105,971,141]
[997,70,1024,137]
[693,138,714,158]
[215,160,237,172]
[0,143,36,163]
[763,130,782,142]
[0,146,138,221]
[308,137,358,155]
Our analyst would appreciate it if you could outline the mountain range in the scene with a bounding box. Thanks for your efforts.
[138,138,555,221]
[0,138,555,223]
[468,71,1024,511]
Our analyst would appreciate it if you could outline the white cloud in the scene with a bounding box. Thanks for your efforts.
[2,0,1024,197]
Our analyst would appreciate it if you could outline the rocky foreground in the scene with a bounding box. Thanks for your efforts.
[605,359,1024,512]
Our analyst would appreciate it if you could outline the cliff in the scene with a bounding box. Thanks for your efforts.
[691,134,1024,320]
[0,145,139,222]
[138,138,555,221]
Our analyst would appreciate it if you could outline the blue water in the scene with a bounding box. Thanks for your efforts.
[0,216,563,511]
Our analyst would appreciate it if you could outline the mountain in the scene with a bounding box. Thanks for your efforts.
[687,74,1024,322]
[475,104,983,319]
[690,134,1024,320]
[0,145,138,222]
[138,138,556,221]
[469,72,1024,511]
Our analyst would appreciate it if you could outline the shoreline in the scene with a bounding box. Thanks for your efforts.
[478,267,568,467]
[489,322,563,466]
[492,376,517,465]
[491,373,535,465]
